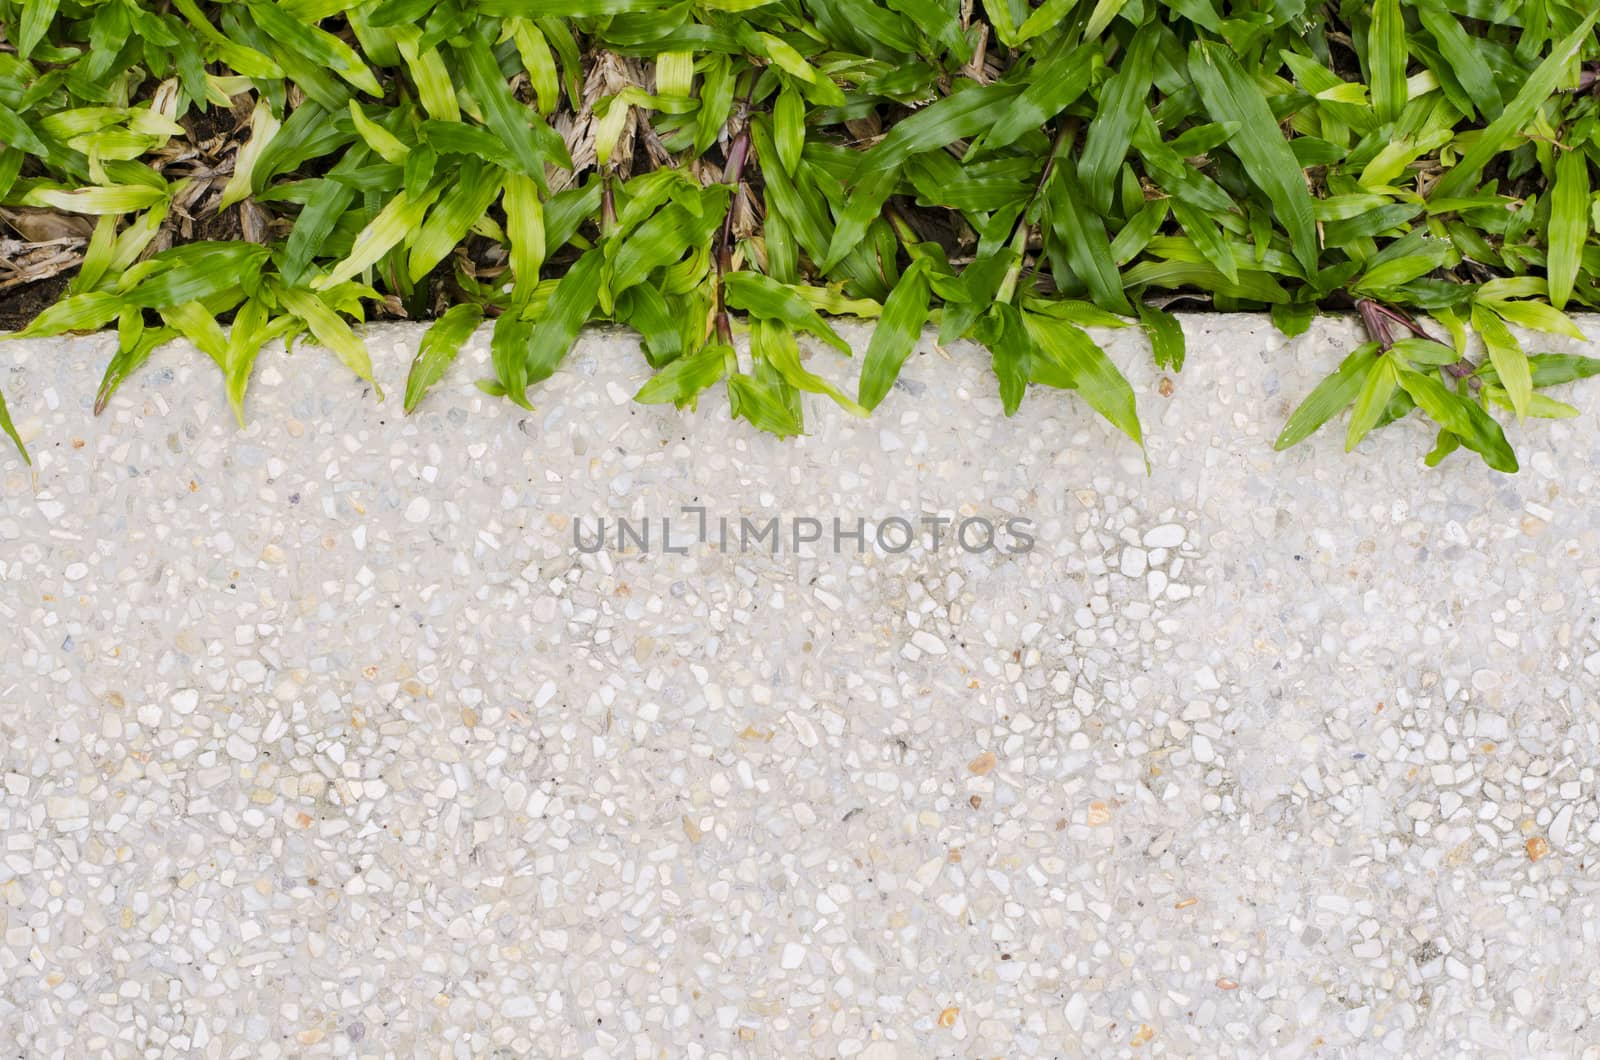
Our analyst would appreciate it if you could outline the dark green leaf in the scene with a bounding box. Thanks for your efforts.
[1275,343,1383,450]
[1397,368,1518,473]
[724,272,851,355]
[859,259,932,411]
[1188,41,1320,272]
[406,303,484,413]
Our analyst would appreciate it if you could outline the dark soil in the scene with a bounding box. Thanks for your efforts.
[0,273,72,331]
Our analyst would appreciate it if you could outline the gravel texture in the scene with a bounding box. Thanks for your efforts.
[2,316,1599,1058]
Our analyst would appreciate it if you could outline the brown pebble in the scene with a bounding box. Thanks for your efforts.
[1526,836,1550,861]
[967,751,996,775]
[938,1006,959,1028]
[1158,376,1175,397]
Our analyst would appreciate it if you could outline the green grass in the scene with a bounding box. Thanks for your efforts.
[4,1,1600,472]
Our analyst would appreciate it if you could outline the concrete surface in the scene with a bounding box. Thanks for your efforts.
[1,316,1599,1058]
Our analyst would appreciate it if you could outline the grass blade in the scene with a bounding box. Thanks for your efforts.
[1023,311,1143,448]
[1345,356,1398,451]
[1548,148,1589,311]
[0,385,28,465]
[406,304,484,413]
[1275,343,1382,450]
[1136,301,1186,372]
[1472,303,1531,422]
[1397,367,1517,472]
[1430,8,1600,201]
[859,259,932,411]
[1079,29,1157,216]
[1188,41,1320,272]
[1369,0,1408,125]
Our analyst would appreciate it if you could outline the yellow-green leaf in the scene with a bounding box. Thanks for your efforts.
[1473,302,1531,422]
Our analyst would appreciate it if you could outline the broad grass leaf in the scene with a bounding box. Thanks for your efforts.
[1081,0,1131,39]
[979,37,1095,152]
[1047,161,1134,313]
[1430,8,1600,201]
[23,184,169,214]
[852,82,1023,181]
[123,244,269,308]
[1369,0,1408,125]
[1547,148,1589,311]
[246,0,382,96]
[277,286,381,398]
[1396,367,1517,473]
[1527,353,1600,388]
[1473,302,1532,421]
[10,291,126,338]
[504,174,547,295]
[17,0,60,60]
[222,298,278,426]
[1479,299,1586,341]
[1023,311,1143,448]
[348,101,410,164]
[1188,41,1320,272]
[511,19,562,114]
[1136,301,1186,371]
[724,272,851,355]
[1271,301,1317,339]
[218,98,282,209]
[728,372,804,437]
[818,165,898,274]
[1079,29,1158,216]
[0,385,28,464]
[159,300,229,369]
[1414,0,1501,119]
[752,319,865,416]
[616,284,689,366]
[490,311,535,409]
[407,160,504,284]
[604,198,726,309]
[455,37,568,183]
[315,186,441,290]
[975,303,1031,416]
[1167,200,1239,285]
[1345,357,1399,451]
[859,259,932,411]
[636,343,731,409]
[774,84,805,174]
[526,248,605,388]
[406,304,484,413]
[1275,342,1382,450]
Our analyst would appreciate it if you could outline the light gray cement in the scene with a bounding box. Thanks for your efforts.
[2,316,1598,1058]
